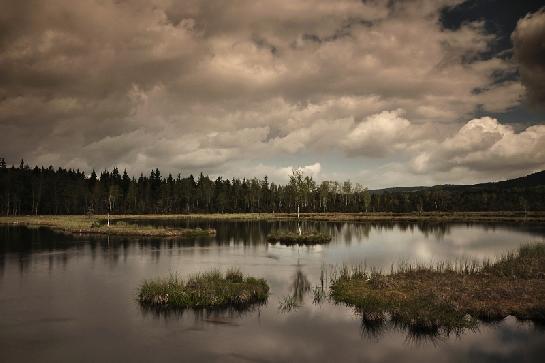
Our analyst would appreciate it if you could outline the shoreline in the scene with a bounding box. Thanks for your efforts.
[0,215,216,238]
[1,212,545,237]
[62,211,545,223]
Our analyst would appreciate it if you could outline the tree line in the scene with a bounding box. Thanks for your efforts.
[0,158,543,215]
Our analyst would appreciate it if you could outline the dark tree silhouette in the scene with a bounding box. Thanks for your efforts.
[0,158,544,215]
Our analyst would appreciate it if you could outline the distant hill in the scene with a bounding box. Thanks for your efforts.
[371,170,545,194]
[370,186,429,194]
[481,170,545,189]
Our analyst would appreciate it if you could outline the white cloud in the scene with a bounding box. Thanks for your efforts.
[342,110,411,157]
[0,0,542,187]
[410,117,545,175]
[232,162,322,183]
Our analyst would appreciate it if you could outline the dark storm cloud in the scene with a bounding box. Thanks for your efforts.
[0,0,543,186]
[512,8,545,108]
[441,0,545,54]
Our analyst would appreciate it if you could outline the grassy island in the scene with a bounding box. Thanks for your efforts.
[266,231,331,245]
[0,215,216,238]
[138,269,269,309]
[331,244,545,334]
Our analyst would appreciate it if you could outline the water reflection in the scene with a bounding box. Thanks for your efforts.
[115,218,485,244]
[291,264,311,304]
[2,220,545,361]
[139,303,265,324]
[3,221,545,264]
[355,309,477,344]
[279,263,313,312]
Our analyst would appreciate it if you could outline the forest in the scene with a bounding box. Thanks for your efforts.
[1,158,544,215]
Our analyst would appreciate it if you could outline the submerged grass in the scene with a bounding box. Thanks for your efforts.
[266,231,331,245]
[312,286,327,304]
[331,244,545,335]
[278,295,301,313]
[138,269,269,310]
[0,215,216,238]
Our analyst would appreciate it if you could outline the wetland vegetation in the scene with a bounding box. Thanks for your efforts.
[266,230,331,245]
[0,215,215,237]
[3,218,545,360]
[138,269,269,310]
[330,244,545,336]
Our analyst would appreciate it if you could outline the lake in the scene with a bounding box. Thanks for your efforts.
[1,219,545,362]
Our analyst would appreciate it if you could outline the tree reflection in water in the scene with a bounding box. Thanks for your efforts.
[291,265,311,304]
[279,262,312,312]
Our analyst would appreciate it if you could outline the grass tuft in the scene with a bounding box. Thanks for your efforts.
[138,269,269,310]
[278,295,301,312]
[225,268,244,283]
[312,286,327,304]
[266,231,331,245]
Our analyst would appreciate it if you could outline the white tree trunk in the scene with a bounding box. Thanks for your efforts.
[108,194,112,227]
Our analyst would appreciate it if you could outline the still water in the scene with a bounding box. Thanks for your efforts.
[1,220,545,362]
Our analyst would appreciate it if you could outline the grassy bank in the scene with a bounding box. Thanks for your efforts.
[2,211,544,237]
[331,244,545,335]
[0,215,216,237]
[138,269,269,309]
[88,212,545,223]
[299,211,545,223]
[2,212,545,225]
[267,231,331,245]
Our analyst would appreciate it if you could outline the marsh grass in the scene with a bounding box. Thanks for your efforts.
[138,269,269,310]
[290,212,545,223]
[278,295,301,312]
[267,231,331,245]
[481,243,545,279]
[312,286,327,304]
[92,212,545,223]
[331,244,545,336]
[0,215,216,238]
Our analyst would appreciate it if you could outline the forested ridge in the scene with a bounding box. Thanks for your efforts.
[1,158,544,215]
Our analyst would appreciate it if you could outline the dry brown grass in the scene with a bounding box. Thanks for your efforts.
[3,212,545,225]
[331,244,545,335]
[0,215,216,237]
[101,211,545,223]
[298,211,545,223]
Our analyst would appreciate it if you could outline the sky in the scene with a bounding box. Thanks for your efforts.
[1,0,544,188]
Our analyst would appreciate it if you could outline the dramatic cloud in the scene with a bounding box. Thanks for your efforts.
[512,7,545,108]
[351,115,545,188]
[0,0,543,186]
[342,110,437,157]
[410,117,545,173]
